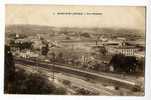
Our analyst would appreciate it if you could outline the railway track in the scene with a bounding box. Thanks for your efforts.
[15,63,117,95]
[14,57,138,90]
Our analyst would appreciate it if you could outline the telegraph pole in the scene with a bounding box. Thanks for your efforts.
[51,51,55,82]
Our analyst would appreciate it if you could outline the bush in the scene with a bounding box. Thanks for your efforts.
[131,85,141,92]
[53,87,67,95]
[13,70,53,94]
[62,79,71,86]
[75,88,99,95]
[115,86,119,90]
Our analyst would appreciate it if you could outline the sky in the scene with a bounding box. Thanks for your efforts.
[5,5,145,30]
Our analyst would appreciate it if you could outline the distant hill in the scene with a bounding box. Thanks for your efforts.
[5,24,145,39]
[6,24,56,36]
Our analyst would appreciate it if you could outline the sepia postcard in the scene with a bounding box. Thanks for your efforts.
[4,5,146,96]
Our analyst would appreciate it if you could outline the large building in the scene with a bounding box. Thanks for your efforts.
[105,41,140,56]
[106,46,139,56]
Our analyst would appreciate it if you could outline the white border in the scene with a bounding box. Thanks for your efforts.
[0,0,151,100]
[3,0,148,5]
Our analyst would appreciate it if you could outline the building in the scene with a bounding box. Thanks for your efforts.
[107,46,139,56]
[18,50,39,58]
[106,41,140,56]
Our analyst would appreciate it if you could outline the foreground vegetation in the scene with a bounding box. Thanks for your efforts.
[11,69,67,94]
[4,45,67,94]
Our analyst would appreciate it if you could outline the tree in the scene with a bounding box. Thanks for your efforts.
[49,52,56,62]
[91,46,107,60]
[99,46,107,56]
[12,70,67,94]
[124,56,138,73]
[9,40,33,51]
[109,54,138,73]
[136,58,145,73]
[80,32,91,38]
[41,37,49,56]
[4,45,15,93]
[41,43,49,56]
[56,52,65,63]
[95,35,101,45]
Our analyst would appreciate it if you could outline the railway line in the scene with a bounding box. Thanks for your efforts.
[15,63,118,95]
[14,57,139,90]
